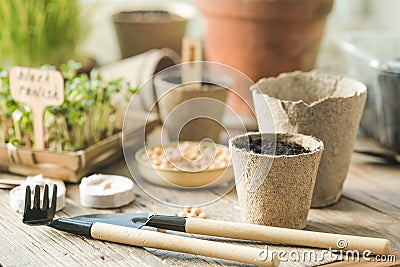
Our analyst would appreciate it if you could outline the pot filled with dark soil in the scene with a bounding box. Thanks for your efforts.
[252,71,367,207]
[230,132,324,229]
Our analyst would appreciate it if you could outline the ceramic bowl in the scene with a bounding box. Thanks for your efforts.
[135,142,233,188]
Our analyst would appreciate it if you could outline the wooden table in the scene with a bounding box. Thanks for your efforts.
[0,138,399,267]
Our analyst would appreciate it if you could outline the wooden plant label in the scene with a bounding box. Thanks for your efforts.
[181,38,202,89]
[9,67,64,149]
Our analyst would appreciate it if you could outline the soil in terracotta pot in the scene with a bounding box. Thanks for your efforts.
[113,11,183,23]
[236,135,310,155]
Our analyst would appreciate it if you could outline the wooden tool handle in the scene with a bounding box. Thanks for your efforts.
[32,107,45,149]
[185,218,391,255]
[181,37,202,90]
[91,222,279,267]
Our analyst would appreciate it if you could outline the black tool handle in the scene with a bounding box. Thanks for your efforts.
[50,218,93,237]
[145,215,186,232]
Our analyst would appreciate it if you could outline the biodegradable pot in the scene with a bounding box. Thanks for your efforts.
[252,71,367,207]
[230,132,324,229]
[112,2,195,58]
[154,71,228,142]
[196,0,333,121]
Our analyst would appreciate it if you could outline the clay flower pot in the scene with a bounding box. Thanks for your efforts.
[252,71,367,207]
[196,0,334,121]
[112,2,195,58]
[230,132,324,229]
[154,70,229,142]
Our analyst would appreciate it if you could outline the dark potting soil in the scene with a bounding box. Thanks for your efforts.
[247,135,310,156]
[115,11,183,23]
[165,76,215,88]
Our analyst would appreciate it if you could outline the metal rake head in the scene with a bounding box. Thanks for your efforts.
[23,184,57,225]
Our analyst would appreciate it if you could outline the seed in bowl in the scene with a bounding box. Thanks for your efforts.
[143,142,231,171]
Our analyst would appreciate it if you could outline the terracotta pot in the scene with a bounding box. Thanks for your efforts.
[252,71,367,207]
[112,2,195,58]
[196,0,334,122]
[230,132,324,229]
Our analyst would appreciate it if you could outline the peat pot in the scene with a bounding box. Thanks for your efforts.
[252,71,367,207]
[230,132,324,229]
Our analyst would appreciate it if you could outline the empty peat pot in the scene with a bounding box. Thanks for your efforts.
[252,71,367,207]
[230,132,324,229]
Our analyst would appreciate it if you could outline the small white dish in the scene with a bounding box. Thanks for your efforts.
[79,174,135,208]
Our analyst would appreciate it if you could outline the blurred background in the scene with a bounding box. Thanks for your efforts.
[1,0,400,152]
[2,0,399,73]
[76,0,400,68]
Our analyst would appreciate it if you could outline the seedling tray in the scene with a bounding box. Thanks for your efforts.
[0,119,158,183]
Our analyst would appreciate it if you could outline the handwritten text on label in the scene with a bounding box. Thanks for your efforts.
[9,67,64,106]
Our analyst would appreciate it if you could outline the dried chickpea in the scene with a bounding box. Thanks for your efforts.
[152,159,162,166]
[184,206,192,213]
[143,142,231,171]
[153,146,162,155]
[159,163,169,169]
[198,213,208,219]
[101,181,111,190]
[186,152,198,161]
[191,207,201,216]
[187,213,197,218]
[149,152,158,160]
[157,228,167,233]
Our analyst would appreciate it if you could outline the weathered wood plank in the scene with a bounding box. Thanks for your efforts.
[343,154,400,220]
[0,192,165,267]
[0,138,399,266]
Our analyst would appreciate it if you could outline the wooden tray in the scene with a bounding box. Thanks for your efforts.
[0,119,159,183]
